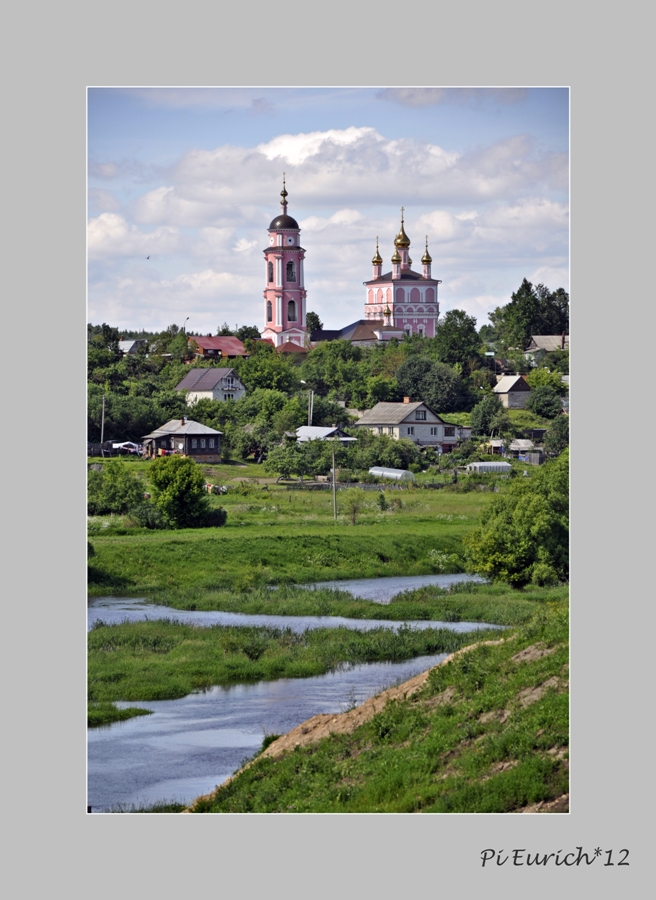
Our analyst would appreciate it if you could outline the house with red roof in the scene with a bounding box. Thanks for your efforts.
[187,335,248,360]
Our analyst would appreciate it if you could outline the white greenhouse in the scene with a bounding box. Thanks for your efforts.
[368,467,415,482]
[465,461,513,474]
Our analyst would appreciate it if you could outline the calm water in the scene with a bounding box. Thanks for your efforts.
[88,573,498,812]
[88,595,498,635]
[88,652,452,811]
[298,572,485,603]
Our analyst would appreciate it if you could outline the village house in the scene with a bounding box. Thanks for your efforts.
[118,338,147,355]
[141,417,222,463]
[187,335,248,360]
[175,367,246,403]
[295,425,355,444]
[493,374,531,409]
[354,399,471,452]
[523,333,569,364]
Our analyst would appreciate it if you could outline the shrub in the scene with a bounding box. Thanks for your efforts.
[341,488,368,524]
[464,450,569,587]
[87,459,144,515]
[526,385,562,419]
[128,502,166,530]
[204,507,228,528]
[149,456,211,529]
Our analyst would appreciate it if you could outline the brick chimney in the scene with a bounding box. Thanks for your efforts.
[403,397,411,403]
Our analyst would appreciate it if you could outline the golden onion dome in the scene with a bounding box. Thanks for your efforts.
[372,237,383,265]
[394,208,411,248]
[391,248,401,264]
[408,256,413,266]
[421,236,432,264]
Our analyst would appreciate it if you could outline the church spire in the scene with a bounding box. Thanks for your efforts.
[394,207,411,248]
[280,172,288,214]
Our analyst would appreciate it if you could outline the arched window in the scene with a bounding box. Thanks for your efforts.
[267,262,273,283]
[288,300,297,322]
[286,261,296,282]
[267,300,272,322]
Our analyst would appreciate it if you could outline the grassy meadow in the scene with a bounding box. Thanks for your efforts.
[88,619,500,706]
[188,601,569,814]
[88,468,500,598]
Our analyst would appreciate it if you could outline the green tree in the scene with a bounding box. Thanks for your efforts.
[305,311,323,334]
[543,415,569,456]
[469,395,511,437]
[489,279,569,351]
[236,344,300,393]
[434,309,481,373]
[148,456,210,528]
[87,460,145,515]
[464,450,569,587]
[525,367,568,395]
[341,488,368,524]
[526,385,563,419]
[234,325,261,342]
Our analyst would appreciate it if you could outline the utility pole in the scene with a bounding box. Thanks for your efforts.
[100,393,106,456]
[332,442,337,520]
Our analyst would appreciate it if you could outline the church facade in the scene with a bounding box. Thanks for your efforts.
[261,178,308,347]
[260,184,441,347]
[363,210,441,339]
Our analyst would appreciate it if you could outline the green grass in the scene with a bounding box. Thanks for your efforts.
[88,620,498,703]
[147,582,567,627]
[189,601,568,813]
[88,486,492,595]
[87,702,152,728]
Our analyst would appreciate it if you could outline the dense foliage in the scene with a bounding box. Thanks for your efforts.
[87,460,145,515]
[148,456,212,529]
[464,449,569,587]
[488,279,569,352]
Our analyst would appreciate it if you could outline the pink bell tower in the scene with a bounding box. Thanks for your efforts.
[261,175,308,347]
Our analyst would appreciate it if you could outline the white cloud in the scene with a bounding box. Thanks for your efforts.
[89,125,568,331]
[124,128,563,231]
[88,213,183,259]
[258,126,380,165]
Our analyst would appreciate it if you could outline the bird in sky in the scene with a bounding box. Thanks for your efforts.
[146,256,150,260]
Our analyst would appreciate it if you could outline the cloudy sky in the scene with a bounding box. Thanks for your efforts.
[88,87,568,334]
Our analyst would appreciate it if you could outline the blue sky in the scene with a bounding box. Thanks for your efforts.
[88,87,569,333]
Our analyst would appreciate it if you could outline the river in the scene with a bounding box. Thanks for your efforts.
[88,573,498,812]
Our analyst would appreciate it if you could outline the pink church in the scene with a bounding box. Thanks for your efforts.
[261,177,308,347]
[363,209,441,339]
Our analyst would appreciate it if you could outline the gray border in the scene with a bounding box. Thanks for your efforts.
[11,3,648,894]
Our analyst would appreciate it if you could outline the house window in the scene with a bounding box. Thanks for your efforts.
[191,439,197,448]
[225,377,234,389]
[286,261,296,282]
[415,410,426,420]
[387,427,394,435]
[209,438,215,448]
[223,394,234,401]
[170,438,175,449]
[407,426,415,435]
[288,300,297,321]
[430,427,438,436]
[268,262,274,283]
[444,427,455,437]
[267,300,272,322]
[200,438,206,448]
